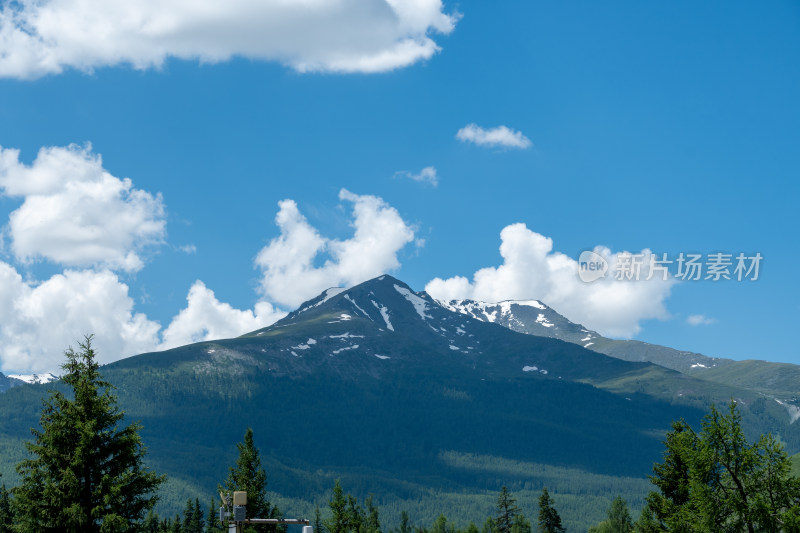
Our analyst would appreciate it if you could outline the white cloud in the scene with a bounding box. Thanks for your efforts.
[0,0,458,79]
[0,144,165,272]
[0,147,415,372]
[425,223,675,338]
[394,166,438,186]
[0,263,161,374]
[255,189,415,308]
[159,281,286,350]
[687,314,716,326]
[456,123,532,149]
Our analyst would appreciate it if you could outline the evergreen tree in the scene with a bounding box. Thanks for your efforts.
[431,514,450,533]
[482,516,496,533]
[170,514,182,533]
[398,511,411,533]
[325,480,349,533]
[13,336,165,532]
[182,498,204,533]
[223,428,280,533]
[0,484,13,533]
[495,486,520,533]
[140,509,160,533]
[314,504,325,533]
[464,522,479,533]
[537,487,565,533]
[509,514,530,533]
[637,419,696,532]
[346,494,364,533]
[639,402,800,532]
[589,496,633,533]
[364,495,381,533]
[207,498,224,533]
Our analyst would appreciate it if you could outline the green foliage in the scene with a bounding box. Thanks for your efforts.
[495,486,520,533]
[509,514,530,533]
[323,480,383,533]
[325,480,349,533]
[638,401,800,532]
[12,337,165,533]
[588,496,633,533]
[207,498,224,533]
[182,498,204,533]
[222,428,281,533]
[0,484,13,533]
[537,487,565,533]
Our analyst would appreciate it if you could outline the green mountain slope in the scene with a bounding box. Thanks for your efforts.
[0,275,795,532]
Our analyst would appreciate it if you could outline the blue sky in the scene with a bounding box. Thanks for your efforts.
[0,0,798,373]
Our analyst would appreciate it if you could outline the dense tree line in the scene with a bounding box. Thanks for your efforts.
[3,340,800,532]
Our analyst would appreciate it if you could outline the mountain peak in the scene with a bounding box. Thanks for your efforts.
[439,297,598,345]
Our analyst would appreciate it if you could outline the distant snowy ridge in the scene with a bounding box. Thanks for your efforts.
[8,373,58,384]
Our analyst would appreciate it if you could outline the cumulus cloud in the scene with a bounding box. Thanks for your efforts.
[255,189,415,308]
[456,124,532,149]
[0,144,165,272]
[425,224,676,338]
[394,166,438,186]
[0,0,458,79]
[0,147,416,372]
[0,263,161,374]
[687,314,716,326]
[159,281,286,350]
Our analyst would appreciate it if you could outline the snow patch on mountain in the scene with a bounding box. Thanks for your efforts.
[371,300,394,331]
[395,284,432,320]
[345,295,371,319]
[536,313,554,328]
[522,366,548,375]
[298,287,345,314]
[329,332,365,339]
[775,399,800,424]
[292,338,317,350]
[8,373,57,384]
[328,313,352,323]
[374,354,390,360]
[332,345,359,355]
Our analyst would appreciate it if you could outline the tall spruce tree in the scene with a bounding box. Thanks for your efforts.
[223,428,281,533]
[0,483,12,533]
[364,495,381,533]
[537,488,565,533]
[325,480,349,533]
[13,336,164,532]
[495,486,520,533]
[314,504,325,533]
[207,498,224,533]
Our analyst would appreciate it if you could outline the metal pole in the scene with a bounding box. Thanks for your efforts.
[245,519,311,525]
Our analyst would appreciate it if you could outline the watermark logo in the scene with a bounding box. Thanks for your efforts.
[577,250,763,283]
[578,250,609,283]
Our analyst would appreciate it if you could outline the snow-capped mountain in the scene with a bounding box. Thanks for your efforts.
[1,274,797,530]
[438,297,728,374]
[438,298,601,347]
[246,275,653,382]
[6,373,58,385]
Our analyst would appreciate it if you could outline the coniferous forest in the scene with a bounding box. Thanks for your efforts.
[1,339,800,532]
